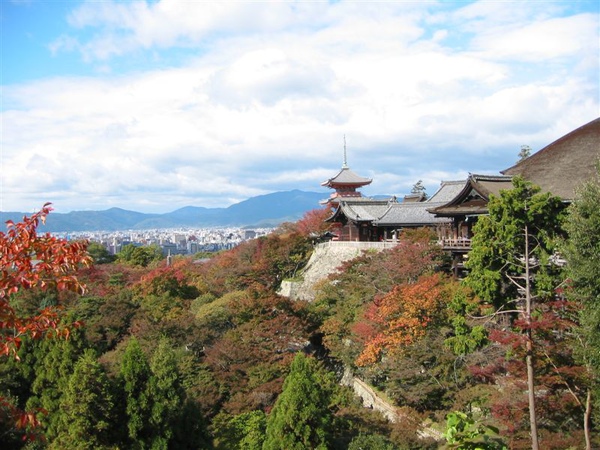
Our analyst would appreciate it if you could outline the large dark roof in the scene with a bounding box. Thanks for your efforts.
[428,174,513,216]
[501,117,600,200]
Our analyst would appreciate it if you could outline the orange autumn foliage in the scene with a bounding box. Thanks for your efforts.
[356,273,449,366]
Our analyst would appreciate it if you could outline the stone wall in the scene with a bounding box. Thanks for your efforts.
[341,368,399,422]
[278,241,394,301]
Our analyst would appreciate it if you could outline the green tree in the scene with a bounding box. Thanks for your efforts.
[118,244,163,267]
[443,411,506,450]
[147,337,185,450]
[464,176,566,450]
[348,433,397,450]
[263,353,334,450]
[411,179,424,193]
[120,336,152,449]
[517,145,531,162]
[117,244,137,264]
[411,179,428,199]
[465,176,565,307]
[171,398,210,450]
[0,337,40,447]
[26,329,87,441]
[213,410,267,450]
[562,162,600,449]
[87,241,116,264]
[444,284,488,356]
[50,349,115,449]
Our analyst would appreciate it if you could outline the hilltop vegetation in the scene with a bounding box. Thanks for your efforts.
[1,175,599,449]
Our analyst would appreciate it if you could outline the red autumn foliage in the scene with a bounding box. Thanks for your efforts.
[293,208,332,236]
[0,203,91,358]
[0,397,46,441]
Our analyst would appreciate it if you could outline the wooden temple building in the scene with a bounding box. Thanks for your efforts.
[430,117,600,276]
[321,117,600,277]
[320,154,463,242]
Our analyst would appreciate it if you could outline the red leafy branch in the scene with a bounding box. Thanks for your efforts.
[1,204,91,358]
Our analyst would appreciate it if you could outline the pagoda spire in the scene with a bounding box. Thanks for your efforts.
[342,135,348,168]
[321,136,372,205]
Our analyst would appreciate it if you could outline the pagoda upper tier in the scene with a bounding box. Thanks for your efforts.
[321,163,372,203]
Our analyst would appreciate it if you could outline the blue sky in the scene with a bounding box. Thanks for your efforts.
[1,0,598,213]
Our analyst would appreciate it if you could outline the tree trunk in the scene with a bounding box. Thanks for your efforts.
[524,227,540,450]
[526,337,539,450]
[584,388,592,450]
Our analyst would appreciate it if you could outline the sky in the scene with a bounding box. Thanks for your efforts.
[1,0,598,214]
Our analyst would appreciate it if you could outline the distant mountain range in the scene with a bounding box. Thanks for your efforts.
[0,190,326,232]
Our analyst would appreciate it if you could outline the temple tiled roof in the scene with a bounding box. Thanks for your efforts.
[321,167,372,187]
[374,201,450,226]
[331,199,392,222]
[501,117,600,200]
[428,174,513,216]
[327,180,463,227]
[427,180,466,203]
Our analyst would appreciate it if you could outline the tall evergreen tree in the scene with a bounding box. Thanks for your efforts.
[465,176,565,307]
[120,336,152,449]
[26,328,87,442]
[50,349,115,449]
[147,337,185,450]
[263,353,334,450]
[563,163,600,449]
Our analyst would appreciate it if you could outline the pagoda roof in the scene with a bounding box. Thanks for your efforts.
[321,167,372,188]
[501,117,600,201]
[428,174,513,217]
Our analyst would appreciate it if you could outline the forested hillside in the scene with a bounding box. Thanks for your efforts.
[1,173,599,449]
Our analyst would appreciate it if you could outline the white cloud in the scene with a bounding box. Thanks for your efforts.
[470,13,598,62]
[60,1,330,60]
[2,1,598,213]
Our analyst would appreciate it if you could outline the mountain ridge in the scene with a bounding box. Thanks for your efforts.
[0,190,325,232]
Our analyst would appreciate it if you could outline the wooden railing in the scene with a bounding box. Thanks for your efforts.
[439,238,472,250]
[321,240,400,250]
[322,238,473,251]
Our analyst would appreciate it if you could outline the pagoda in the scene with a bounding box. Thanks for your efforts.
[321,142,372,206]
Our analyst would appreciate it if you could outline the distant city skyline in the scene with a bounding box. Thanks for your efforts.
[2,1,598,213]
[67,227,272,256]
